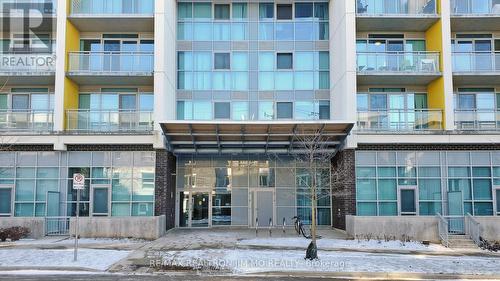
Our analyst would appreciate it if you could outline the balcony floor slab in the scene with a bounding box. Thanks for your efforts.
[451,16,500,31]
[68,16,154,32]
[66,73,153,86]
[356,16,440,32]
[452,73,500,86]
[357,73,441,86]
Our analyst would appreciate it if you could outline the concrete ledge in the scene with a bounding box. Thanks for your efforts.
[346,215,439,243]
[0,218,45,239]
[70,215,166,240]
[471,217,500,242]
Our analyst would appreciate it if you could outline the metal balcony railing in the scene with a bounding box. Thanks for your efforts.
[0,0,56,15]
[0,52,56,73]
[451,0,500,15]
[357,52,440,73]
[357,109,443,131]
[455,109,500,130]
[452,52,500,72]
[357,0,437,15]
[66,110,154,133]
[68,52,154,74]
[70,0,154,15]
[0,110,53,132]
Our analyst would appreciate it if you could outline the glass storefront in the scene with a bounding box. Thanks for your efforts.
[0,151,155,218]
[356,151,499,216]
[176,155,332,227]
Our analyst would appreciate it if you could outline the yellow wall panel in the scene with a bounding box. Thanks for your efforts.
[64,16,81,128]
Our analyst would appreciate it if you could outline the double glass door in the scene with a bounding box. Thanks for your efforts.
[180,192,210,227]
[91,185,110,216]
[399,187,417,215]
[250,190,274,227]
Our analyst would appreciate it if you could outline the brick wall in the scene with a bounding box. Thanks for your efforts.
[0,145,53,151]
[331,149,356,230]
[67,144,154,151]
[154,150,176,231]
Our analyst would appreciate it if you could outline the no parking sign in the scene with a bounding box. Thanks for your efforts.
[72,173,85,190]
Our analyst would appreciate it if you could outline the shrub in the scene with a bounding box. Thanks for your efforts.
[0,229,7,242]
[6,226,30,241]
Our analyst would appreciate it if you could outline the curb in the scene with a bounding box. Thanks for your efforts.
[245,271,500,280]
[0,266,102,272]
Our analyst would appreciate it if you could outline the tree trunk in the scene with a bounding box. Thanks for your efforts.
[306,165,318,260]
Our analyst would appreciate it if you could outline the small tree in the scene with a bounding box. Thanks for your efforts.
[273,125,341,260]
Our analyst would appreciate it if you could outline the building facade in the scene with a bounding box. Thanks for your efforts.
[0,0,499,237]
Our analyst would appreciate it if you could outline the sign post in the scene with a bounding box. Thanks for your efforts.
[72,173,85,262]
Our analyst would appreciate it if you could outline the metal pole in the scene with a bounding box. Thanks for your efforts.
[74,189,79,262]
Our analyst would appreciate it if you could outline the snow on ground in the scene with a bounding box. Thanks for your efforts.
[154,248,500,275]
[0,249,131,271]
[0,270,106,275]
[11,237,145,245]
[238,237,449,252]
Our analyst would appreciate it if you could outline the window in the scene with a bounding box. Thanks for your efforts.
[232,3,247,19]
[295,3,313,18]
[259,3,274,19]
[214,4,230,20]
[0,188,12,216]
[214,102,230,119]
[277,53,293,69]
[318,101,330,119]
[277,102,293,119]
[277,4,292,20]
[214,53,230,70]
[194,3,211,19]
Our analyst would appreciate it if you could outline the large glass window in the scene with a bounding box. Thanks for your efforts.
[277,4,293,20]
[277,102,293,119]
[214,4,230,20]
[259,3,274,19]
[277,53,293,69]
[214,53,230,70]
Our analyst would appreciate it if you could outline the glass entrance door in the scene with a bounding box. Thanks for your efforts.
[250,190,274,227]
[91,186,110,216]
[0,187,12,216]
[399,188,417,215]
[191,193,210,227]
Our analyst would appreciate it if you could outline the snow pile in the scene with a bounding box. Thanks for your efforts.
[0,249,130,271]
[155,248,500,275]
[238,237,448,252]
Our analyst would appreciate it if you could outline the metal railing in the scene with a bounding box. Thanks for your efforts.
[0,110,53,132]
[0,53,56,73]
[465,213,482,246]
[357,0,437,15]
[437,213,449,247]
[70,0,153,15]
[455,109,500,131]
[451,0,500,15]
[447,216,465,235]
[0,0,56,14]
[66,110,154,133]
[45,217,70,236]
[357,109,443,131]
[357,52,440,73]
[452,52,500,72]
[68,52,154,73]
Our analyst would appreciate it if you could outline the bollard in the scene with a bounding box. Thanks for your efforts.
[255,217,258,237]
[282,217,286,235]
[269,218,272,237]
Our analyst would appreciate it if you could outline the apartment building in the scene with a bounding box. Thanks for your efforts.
[0,0,499,241]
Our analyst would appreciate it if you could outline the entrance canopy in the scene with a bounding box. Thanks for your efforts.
[160,121,354,155]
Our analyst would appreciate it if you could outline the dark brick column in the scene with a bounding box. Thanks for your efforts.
[155,150,176,231]
[331,149,356,230]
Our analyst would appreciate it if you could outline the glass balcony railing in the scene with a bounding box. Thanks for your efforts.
[0,0,56,15]
[357,52,440,73]
[0,110,53,132]
[452,52,500,72]
[68,52,154,74]
[66,110,154,133]
[0,52,56,73]
[455,109,500,130]
[451,0,500,15]
[70,0,154,15]
[357,109,443,131]
[357,0,437,15]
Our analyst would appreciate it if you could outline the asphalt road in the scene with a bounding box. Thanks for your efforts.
[0,274,355,281]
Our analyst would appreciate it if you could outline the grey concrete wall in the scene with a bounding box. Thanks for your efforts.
[346,216,440,243]
[474,217,500,242]
[0,218,45,239]
[70,215,166,240]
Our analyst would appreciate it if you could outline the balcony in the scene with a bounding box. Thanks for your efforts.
[357,109,443,132]
[452,52,500,85]
[356,0,439,31]
[0,110,53,133]
[69,0,154,32]
[455,110,500,131]
[67,52,154,85]
[357,52,441,85]
[450,0,500,31]
[66,110,154,134]
[0,52,56,85]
